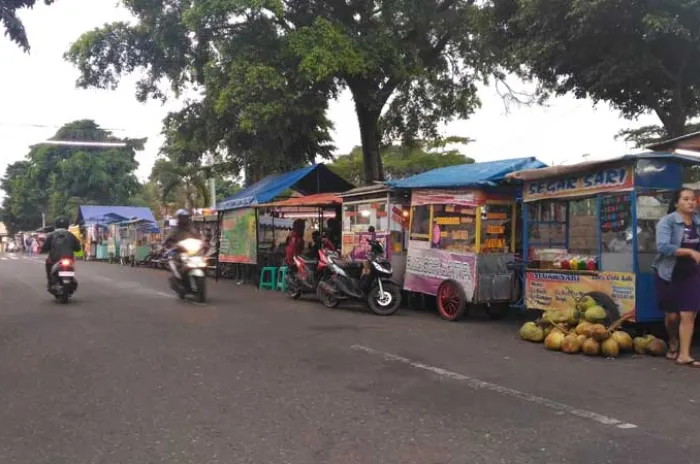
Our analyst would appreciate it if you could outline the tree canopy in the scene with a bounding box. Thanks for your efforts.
[65,0,494,185]
[0,0,54,52]
[488,0,700,145]
[330,136,473,185]
[0,120,145,233]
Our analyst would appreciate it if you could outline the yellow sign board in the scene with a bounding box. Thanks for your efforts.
[525,271,635,321]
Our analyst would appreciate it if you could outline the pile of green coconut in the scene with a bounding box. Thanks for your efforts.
[519,296,667,358]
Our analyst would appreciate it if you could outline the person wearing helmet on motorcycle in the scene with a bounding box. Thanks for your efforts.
[40,217,81,290]
[164,209,199,248]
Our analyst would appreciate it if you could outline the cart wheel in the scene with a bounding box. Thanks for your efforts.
[437,280,468,322]
[585,291,621,323]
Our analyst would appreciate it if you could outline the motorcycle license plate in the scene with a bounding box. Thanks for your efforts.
[58,271,75,277]
[62,279,71,284]
[191,269,204,277]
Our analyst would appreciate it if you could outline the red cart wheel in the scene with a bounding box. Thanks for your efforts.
[437,280,468,322]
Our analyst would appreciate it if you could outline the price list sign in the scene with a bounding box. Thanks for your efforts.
[600,194,631,233]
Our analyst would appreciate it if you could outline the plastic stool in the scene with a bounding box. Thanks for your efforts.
[259,266,278,290]
[277,266,288,292]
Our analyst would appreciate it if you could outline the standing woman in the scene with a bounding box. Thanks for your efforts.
[654,188,700,367]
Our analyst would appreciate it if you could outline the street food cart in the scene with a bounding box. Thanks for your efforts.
[388,157,546,321]
[508,152,700,324]
[254,193,343,267]
[338,184,410,285]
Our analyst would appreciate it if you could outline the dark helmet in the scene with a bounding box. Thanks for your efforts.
[175,208,191,227]
[55,217,69,229]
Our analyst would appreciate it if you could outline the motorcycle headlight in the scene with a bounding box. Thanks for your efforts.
[371,261,391,274]
[179,238,202,255]
[185,256,207,268]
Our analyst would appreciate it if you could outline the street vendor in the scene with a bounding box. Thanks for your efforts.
[285,219,305,266]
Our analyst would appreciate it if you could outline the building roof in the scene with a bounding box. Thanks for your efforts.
[77,205,157,225]
[646,132,700,152]
[507,152,700,182]
[217,164,354,211]
[387,157,547,189]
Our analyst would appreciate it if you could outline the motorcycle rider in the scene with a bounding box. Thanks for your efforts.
[40,217,81,290]
[163,209,201,278]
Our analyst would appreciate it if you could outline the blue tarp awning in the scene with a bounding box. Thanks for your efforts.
[77,206,157,226]
[217,163,354,211]
[387,157,547,189]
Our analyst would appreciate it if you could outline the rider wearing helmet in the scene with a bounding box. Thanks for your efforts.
[40,217,81,290]
[163,209,199,248]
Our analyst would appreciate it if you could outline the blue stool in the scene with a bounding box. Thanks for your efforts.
[259,266,277,290]
[277,266,288,292]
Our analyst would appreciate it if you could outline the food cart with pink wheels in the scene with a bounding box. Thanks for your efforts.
[387,157,546,321]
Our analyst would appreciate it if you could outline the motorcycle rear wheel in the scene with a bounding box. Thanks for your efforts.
[317,281,339,308]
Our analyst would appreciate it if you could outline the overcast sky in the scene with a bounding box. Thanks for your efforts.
[0,0,659,190]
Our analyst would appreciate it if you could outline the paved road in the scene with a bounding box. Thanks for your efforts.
[0,253,699,463]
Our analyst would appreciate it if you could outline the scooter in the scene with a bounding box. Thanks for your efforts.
[316,239,401,315]
[287,247,336,299]
[167,238,207,303]
[49,257,78,304]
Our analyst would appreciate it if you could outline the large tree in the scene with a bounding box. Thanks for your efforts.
[65,0,492,184]
[488,0,700,145]
[0,120,145,233]
[0,0,54,52]
[330,136,473,185]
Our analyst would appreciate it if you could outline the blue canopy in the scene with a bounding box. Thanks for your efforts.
[77,205,157,226]
[217,163,354,211]
[387,157,547,189]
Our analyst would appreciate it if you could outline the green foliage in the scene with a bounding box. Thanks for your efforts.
[64,0,493,184]
[329,137,474,185]
[0,120,144,234]
[616,123,700,149]
[488,0,700,137]
[0,0,54,52]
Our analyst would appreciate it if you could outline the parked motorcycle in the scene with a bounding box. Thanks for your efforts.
[167,238,207,302]
[316,238,401,315]
[287,247,336,299]
[49,257,78,303]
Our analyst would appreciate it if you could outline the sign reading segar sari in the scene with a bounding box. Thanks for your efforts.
[219,208,257,264]
[404,245,477,299]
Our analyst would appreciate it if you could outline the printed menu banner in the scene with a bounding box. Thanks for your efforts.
[403,246,477,298]
[525,271,635,320]
[342,231,390,260]
[524,166,634,201]
[219,208,257,264]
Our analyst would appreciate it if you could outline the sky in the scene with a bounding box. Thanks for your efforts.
[0,0,660,190]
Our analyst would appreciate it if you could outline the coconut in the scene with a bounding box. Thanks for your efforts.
[584,305,607,323]
[575,321,592,335]
[544,330,566,351]
[633,336,652,354]
[576,334,587,346]
[519,322,545,342]
[561,334,582,354]
[646,339,668,357]
[601,338,620,358]
[576,295,597,311]
[611,331,634,352]
[544,310,570,324]
[582,338,600,356]
[590,324,610,341]
[543,326,552,337]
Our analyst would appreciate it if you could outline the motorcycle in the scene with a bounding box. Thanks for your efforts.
[316,238,401,315]
[167,238,207,302]
[49,257,78,303]
[287,247,336,299]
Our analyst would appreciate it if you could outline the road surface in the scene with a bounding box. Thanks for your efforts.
[0,253,698,463]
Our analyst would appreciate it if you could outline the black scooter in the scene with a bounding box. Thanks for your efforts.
[49,257,78,304]
[316,239,401,315]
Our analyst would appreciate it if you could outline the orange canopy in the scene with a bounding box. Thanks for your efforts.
[255,193,342,208]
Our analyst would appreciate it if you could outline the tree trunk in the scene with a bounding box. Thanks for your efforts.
[355,102,384,184]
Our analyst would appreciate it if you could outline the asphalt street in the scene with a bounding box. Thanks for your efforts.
[0,252,699,464]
